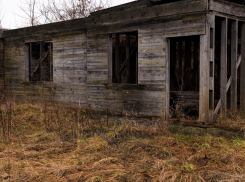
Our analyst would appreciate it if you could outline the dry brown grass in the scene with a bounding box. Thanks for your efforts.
[1,95,245,181]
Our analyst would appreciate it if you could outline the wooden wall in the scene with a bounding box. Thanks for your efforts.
[1,0,208,116]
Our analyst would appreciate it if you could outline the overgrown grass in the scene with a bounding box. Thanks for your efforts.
[0,93,245,181]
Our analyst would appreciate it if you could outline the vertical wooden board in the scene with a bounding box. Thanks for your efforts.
[230,20,238,112]
[165,38,170,120]
[220,18,227,117]
[199,33,210,123]
[207,14,215,122]
[240,23,245,112]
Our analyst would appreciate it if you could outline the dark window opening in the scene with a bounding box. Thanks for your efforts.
[169,36,200,120]
[112,32,138,84]
[27,42,53,81]
[224,0,245,5]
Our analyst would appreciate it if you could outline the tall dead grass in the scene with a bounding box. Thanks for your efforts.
[1,92,245,181]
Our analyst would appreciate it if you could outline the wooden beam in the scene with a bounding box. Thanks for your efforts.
[108,34,113,83]
[230,20,238,112]
[240,23,245,112]
[220,18,227,117]
[199,34,210,123]
[166,38,170,120]
[207,14,215,123]
[126,34,130,83]
[226,76,232,92]
[115,34,120,83]
[236,55,241,69]
[29,43,32,81]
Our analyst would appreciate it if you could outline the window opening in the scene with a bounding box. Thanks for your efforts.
[112,32,138,84]
[170,36,200,120]
[27,42,53,81]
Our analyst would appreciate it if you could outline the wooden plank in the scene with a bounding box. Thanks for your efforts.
[220,18,227,117]
[126,34,130,83]
[214,99,222,115]
[115,34,120,83]
[207,14,215,122]
[209,0,245,18]
[236,55,241,69]
[108,35,112,83]
[230,20,238,112]
[240,23,245,112]
[165,38,170,120]
[199,34,210,123]
[226,76,232,92]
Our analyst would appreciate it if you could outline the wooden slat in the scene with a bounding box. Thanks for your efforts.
[214,99,222,116]
[199,33,209,123]
[226,76,232,92]
[230,20,238,112]
[236,55,241,69]
[220,18,227,117]
[241,23,245,112]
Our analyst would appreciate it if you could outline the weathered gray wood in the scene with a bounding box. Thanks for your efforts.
[126,34,130,83]
[209,0,245,18]
[165,38,170,120]
[199,33,210,123]
[226,76,232,92]
[214,99,221,116]
[240,22,245,112]
[230,20,238,112]
[237,55,241,69]
[220,18,227,117]
[108,35,112,83]
[207,14,215,122]
[115,34,120,83]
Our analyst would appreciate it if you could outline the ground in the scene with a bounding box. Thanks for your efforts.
[1,97,245,181]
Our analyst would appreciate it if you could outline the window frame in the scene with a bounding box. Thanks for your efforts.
[25,41,53,82]
[108,32,138,84]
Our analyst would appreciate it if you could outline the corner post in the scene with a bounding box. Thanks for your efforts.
[199,16,210,123]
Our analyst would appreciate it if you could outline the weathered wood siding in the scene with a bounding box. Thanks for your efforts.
[4,38,26,97]
[52,33,87,104]
[2,0,207,116]
[0,39,4,91]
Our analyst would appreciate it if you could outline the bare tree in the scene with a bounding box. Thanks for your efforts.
[19,0,111,27]
[19,0,41,26]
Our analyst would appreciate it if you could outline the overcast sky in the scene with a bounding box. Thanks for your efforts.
[1,0,134,29]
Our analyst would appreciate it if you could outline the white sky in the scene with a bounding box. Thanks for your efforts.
[1,0,134,29]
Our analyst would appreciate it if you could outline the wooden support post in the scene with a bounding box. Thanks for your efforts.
[126,34,130,83]
[220,18,227,117]
[39,43,42,81]
[29,43,32,81]
[115,34,120,83]
[166,38,170,120]
[231,20,238,112]
[240,23,245,112]
[199,34,210,123]
[108,35,112,83]
[207,14,215,123]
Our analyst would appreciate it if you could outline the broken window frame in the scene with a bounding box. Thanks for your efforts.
[25,41,53,82]
[109,32,138,84]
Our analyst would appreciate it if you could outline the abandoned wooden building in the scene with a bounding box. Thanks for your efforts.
[0,0,245,123]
